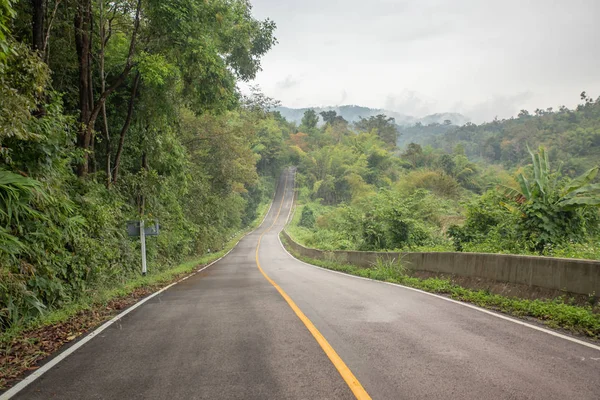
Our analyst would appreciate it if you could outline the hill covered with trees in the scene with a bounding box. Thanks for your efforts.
[400,92,600,177]
[276,105,469,128]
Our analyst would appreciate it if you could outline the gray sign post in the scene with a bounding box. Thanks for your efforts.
[127,220,159,276]
[140,220,147,275]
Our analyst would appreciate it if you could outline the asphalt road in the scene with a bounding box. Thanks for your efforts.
[8,168,600,399]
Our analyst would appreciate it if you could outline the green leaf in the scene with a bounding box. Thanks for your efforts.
[557,197,600,208]
[567,183,600,196]
[515,174,531,200]
[532,152,541,182]
[561,167,599,196]
[498,185,526,203]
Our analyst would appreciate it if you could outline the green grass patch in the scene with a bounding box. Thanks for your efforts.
[281,235,600,340]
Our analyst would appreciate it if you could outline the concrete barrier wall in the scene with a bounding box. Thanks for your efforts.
[281,230,600,296]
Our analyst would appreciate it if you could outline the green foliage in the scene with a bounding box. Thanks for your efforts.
[298,205,315,228]
[0,0,15,62]
[288,105,598,260]
[356,191,434,250]
[396,169,461,199]
[301,109,319,130]
[354,114,399,147]
[497,147,600,252]
[0,0,284,331]
[369,257,407,280]
[418,95,600,177]
[0,40,48,144]
[448,191,517,251]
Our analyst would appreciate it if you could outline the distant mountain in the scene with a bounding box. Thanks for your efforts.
[275,105,470,127]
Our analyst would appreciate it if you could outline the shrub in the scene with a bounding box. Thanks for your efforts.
[299,205,316,228]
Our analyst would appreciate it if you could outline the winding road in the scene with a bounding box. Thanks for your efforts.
[4,167,600,399]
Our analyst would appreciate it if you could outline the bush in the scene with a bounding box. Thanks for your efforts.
[397,169,461,199]
[299,205,316,228]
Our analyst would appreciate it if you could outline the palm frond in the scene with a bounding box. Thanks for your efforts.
[540,147,549,178]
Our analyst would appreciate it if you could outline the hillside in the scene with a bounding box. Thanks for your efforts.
[427,96,600,176]
[276,105,469,127]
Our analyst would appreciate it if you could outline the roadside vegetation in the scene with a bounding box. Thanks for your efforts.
[281,239,600,340]
[0,1,294,333]
[286,102,600,260]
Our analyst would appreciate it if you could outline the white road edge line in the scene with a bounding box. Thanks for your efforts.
[0,176,283,400]
[276,233,600,353]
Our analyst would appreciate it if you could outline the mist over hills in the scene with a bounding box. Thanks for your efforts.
[275,105,470,127]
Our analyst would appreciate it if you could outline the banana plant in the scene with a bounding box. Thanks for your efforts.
[498,146,600,209]
[497,146,599,251]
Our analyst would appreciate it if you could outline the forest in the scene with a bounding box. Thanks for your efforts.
[0,0,293,331]
[287,103,600,261]
[400,92,600,176]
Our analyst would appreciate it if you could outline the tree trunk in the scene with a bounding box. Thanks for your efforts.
[75,0,142,177]
[75,0,92,177]
[112,72,140,184]
[32,0,45,52]
[43,0,61,62]
[87,26,95,174]
[99,0,110,188]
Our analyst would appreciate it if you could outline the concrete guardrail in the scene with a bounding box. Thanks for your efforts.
[281,230,600,296]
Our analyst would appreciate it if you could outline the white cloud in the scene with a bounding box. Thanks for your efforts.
[275,75,300,90]
[246,0,600,122]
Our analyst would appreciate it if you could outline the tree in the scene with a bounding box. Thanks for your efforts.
[320,110,346,125]
[439,154,455,176]
[299,205,315,228]
[64,0,277,177]
[288,132,309,151]
[301,109,319,130]
[402,143,423,168]
[354,114,398,147]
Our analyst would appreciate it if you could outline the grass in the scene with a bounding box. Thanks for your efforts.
[281,235,600,340]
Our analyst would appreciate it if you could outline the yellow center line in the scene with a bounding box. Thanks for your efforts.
[255,172,372,400]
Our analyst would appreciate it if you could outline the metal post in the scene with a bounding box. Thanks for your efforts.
[140,219,147,276]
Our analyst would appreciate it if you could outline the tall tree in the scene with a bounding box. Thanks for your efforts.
[320,110,346,125]
[355,114,398,147]
[31,0,44,52]
[301,109,319,130]
[74,0,142,176]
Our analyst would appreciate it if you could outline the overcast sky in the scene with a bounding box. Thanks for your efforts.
[243,0,600,123]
